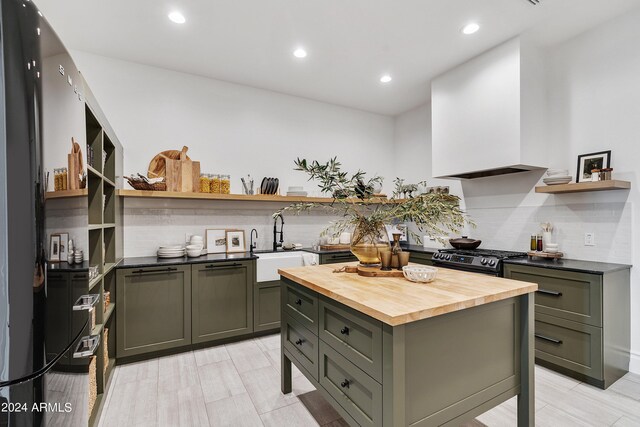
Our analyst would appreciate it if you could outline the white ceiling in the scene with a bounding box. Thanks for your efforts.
[35,0,640,116]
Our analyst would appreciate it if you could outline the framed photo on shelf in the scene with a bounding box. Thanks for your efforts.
[577,150,611,183]
[57,232,69,262]
[225,230,246,253]
[206,229,227,254]
[49,234,61,262]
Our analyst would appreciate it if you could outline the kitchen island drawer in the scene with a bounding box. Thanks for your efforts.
[535,313,603,380]
[283,314,318,381]
[319,298,383,382]
[319,341,382,427]
[282,278,318,334]
[504,265,602,327]
[319,253,358,265]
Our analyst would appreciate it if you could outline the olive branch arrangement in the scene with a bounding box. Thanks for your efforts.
[274,158,471,245]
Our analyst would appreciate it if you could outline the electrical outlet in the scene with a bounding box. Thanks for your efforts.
[584,232,595,246]
[58,64,64,75]
[185,233,193,243]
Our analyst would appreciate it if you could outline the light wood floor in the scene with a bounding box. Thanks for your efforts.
[98,333,640,426]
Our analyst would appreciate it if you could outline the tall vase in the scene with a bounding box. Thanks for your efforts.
[350,220,391,267]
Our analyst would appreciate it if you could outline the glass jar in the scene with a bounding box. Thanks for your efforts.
[350,220,391,267]
[61,168,68,190]
[210,174,221,193]
[220,174,231,194]
[199,173,210,193]
[53,169,59,191]
[591,169,600,182]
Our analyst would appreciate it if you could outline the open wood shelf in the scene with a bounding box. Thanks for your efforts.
[117,189,394,204]
[45,189,88,199]
[104,303,115,323]
[535,180,631,194]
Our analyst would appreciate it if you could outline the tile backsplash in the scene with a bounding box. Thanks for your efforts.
[123,199,340,257]
[465,202,632,264]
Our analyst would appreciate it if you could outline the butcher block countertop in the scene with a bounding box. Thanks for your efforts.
[278,262,538,326]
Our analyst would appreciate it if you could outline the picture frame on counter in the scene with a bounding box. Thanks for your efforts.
[57,232,69,262]
[577,150,611,183]
[49,234,61,262]
[225,230,246,253]
[206,229,227,254]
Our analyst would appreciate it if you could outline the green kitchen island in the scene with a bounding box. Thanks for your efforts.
[279,263,538,427]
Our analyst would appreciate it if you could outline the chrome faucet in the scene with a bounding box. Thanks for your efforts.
[250,229,258,254]
[273,213,284,251]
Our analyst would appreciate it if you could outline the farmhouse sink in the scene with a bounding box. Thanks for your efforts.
[256,251,318,283]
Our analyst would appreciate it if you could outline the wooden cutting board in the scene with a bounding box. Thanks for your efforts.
[165,147,200,192]
[319,244,351,250]
[356,266,405,277]
[147,146,192,178]
[67,137,83,190]
[527,251,564,259]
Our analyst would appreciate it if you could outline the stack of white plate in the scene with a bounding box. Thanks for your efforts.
[157,245,186,258]
[543,169,572,185]
[286,186,308,197]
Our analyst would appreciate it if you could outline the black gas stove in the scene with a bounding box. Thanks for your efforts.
[431,249,527,276]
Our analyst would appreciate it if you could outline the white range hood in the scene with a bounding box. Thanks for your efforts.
[431,37,548,179]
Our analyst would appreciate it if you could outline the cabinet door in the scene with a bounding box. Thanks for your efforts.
[192,261,254,344]
[254,280,281,332]
[116,266,191,358]
[45,272,71,363]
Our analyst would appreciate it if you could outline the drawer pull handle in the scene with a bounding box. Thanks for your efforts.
[340,380,350,389]
[205,263,241,269]
[340,326,350,336]
[295,338,304,346]
[295,299,302,306]
[535,334,563,345]
[132,267,177,274]
[536,289,563,297]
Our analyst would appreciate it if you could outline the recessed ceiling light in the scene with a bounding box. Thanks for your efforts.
[461,22,480,35]
[168,11,186,24]
[380,74,392,83]
[293,48,307,58]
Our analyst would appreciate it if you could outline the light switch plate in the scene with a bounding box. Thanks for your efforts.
[67,75,72,86]
[584,232,595,246]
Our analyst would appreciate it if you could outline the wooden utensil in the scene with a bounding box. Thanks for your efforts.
[165,146,200,192]
[147,146,192,178]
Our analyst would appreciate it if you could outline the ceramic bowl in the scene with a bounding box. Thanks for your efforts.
[186,250,202,257]
[546,248,559,254]
[186,244,203,251]
[402,265,438,283]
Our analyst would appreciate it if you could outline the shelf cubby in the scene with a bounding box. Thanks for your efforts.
[85,105,103,174]
[103,133,116,184]
[88,228,103,272]
[103,226,116,265]
[103,185,116,225]
[88,173,103,225]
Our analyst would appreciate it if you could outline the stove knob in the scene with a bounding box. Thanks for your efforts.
[480,258,488,265]
[433,253,440,259]
[445,254,452,260]
[488,259,496,267]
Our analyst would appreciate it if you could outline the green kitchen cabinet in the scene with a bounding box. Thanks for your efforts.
[319,252,358,265]
[192,261,254,343]
[504,263,630,389]
[408,251,434,266]
[254,279,281,332]
[116,265,191,358]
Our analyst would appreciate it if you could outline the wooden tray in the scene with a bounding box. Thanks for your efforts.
[320,244,351,250]
[357,266,404,277]
[527,251,564,259]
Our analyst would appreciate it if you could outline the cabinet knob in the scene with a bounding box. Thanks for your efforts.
[340,380,350,389]
[295,299,302,306]
[340,326,350,336]
[295,338,304,346]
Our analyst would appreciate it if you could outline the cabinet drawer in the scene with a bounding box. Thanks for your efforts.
[320,253,358,265]
[504,265,602,327]
[319,341,382,427]
[319,298,383,382]
[282,279,318,334]
[409,252,434,266]
[283,314,318,381]
[535,313,603,380]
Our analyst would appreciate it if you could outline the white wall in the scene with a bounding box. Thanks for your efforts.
[69,52,396,256]
[394,8,639,372]
[70,51,395,195]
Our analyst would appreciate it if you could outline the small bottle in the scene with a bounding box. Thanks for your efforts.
[530,235,537,251]
[536,235,543,252]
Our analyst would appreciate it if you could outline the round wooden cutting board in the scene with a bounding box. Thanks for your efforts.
[147,149,192,178]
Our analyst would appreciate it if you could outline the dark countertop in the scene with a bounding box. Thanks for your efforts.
[117,252,258,269]
[504,257,631,275]
[301,244,439,255]
[48,261,89,272]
